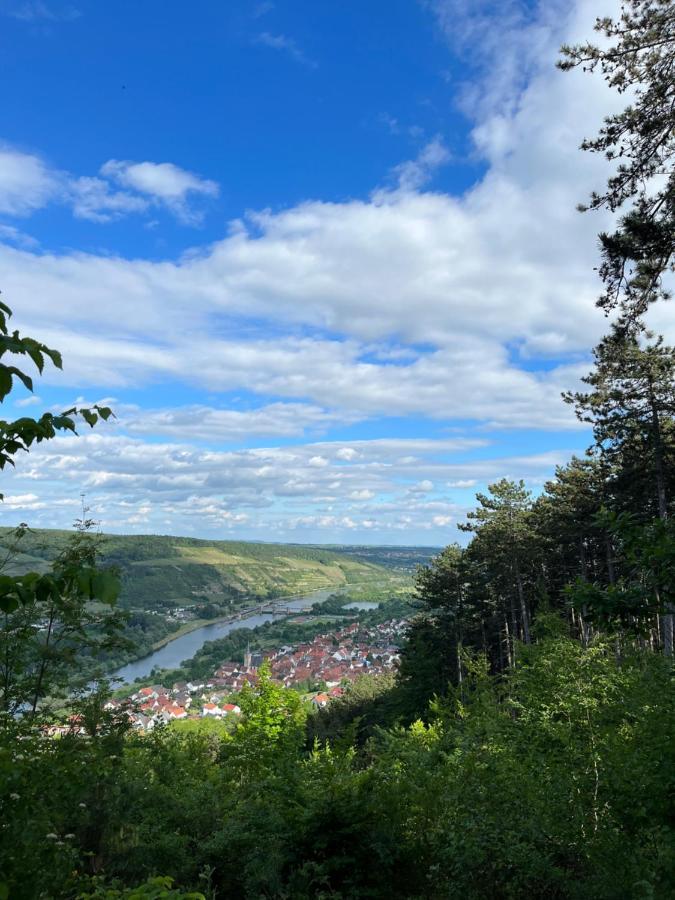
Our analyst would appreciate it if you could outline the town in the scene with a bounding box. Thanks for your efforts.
[106,617,408,732]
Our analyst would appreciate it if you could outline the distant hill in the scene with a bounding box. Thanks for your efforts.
[309,545,439,572]
[0,529,398,610]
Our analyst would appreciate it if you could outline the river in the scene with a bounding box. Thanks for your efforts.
[111,586,364,685]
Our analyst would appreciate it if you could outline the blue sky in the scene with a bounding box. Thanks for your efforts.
[0,0,632,544]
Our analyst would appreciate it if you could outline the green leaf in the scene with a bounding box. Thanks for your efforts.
[0,594,19,614]
[77,571,95,598]
[82,409,99,428]
[8,366,33,393]
[92,572,121,605]
[43,346,63,369]
[36,577,56,604]
[0,367,12,401]
[26,344,45,373]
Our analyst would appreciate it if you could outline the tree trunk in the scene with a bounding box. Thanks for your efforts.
[504,617,512,669]
[508,591,518,662]
[663,609,674,657]
[514,558,531,644]
[604,533,616,585]
[648,379,668,521]
[30,606,55,717]
[648,379,673,654]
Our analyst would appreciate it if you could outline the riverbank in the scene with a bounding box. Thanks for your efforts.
[108,582,409,686]
[147,581,392,652]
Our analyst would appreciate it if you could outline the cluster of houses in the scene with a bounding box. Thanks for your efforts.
[44,618,408,735]
[104,682,243,732]
[265,619,406,689]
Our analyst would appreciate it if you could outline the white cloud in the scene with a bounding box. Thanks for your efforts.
[0,0,633,542]
[408,479,434,494]
[0,432,577,539]
[0,145,59,215]
[0,223,38,248]
[121,402,358,442]
[100,160,219,223]
[0,0,627,427]
[432,514,453,527]
[0,145,218,225]
[350,489,375,501]
[336,447,358,461]
[389,137,450,191]
[308,455,329,468]
[69,176,149,223]
[15,394,42,407]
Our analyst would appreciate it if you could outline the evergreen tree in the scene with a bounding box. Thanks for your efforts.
[460,479,538,650]
[559,1,675,324]
[564,326,675,522]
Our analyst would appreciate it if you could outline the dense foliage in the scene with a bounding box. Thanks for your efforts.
[1,642,673,899]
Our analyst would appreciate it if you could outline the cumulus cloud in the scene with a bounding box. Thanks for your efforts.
[121,402,359,442]
[15,394,42,407]
[0,145,60,215]
[68,176,149,222]
[0,145,218,224]
[100,160,219,223]
[0,1,627,422]
[0,432,580,540]
[0,0,630,541]
[389,138,450,191]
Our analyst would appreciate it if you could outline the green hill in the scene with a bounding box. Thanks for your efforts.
[0,529,395,611]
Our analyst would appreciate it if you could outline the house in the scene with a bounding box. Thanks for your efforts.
[135,686,158,701]
[161,705,187,721]
[215,663,239,678]
[311,693,330,708]
[201,702,224,718]
[131,714,155,732]
[222,703,241,715]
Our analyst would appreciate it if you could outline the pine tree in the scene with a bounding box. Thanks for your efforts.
[559,1,675,324]
[460,479,538,649]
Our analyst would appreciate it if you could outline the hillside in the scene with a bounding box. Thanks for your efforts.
[0,529,397,611]
[309,544,439,572]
